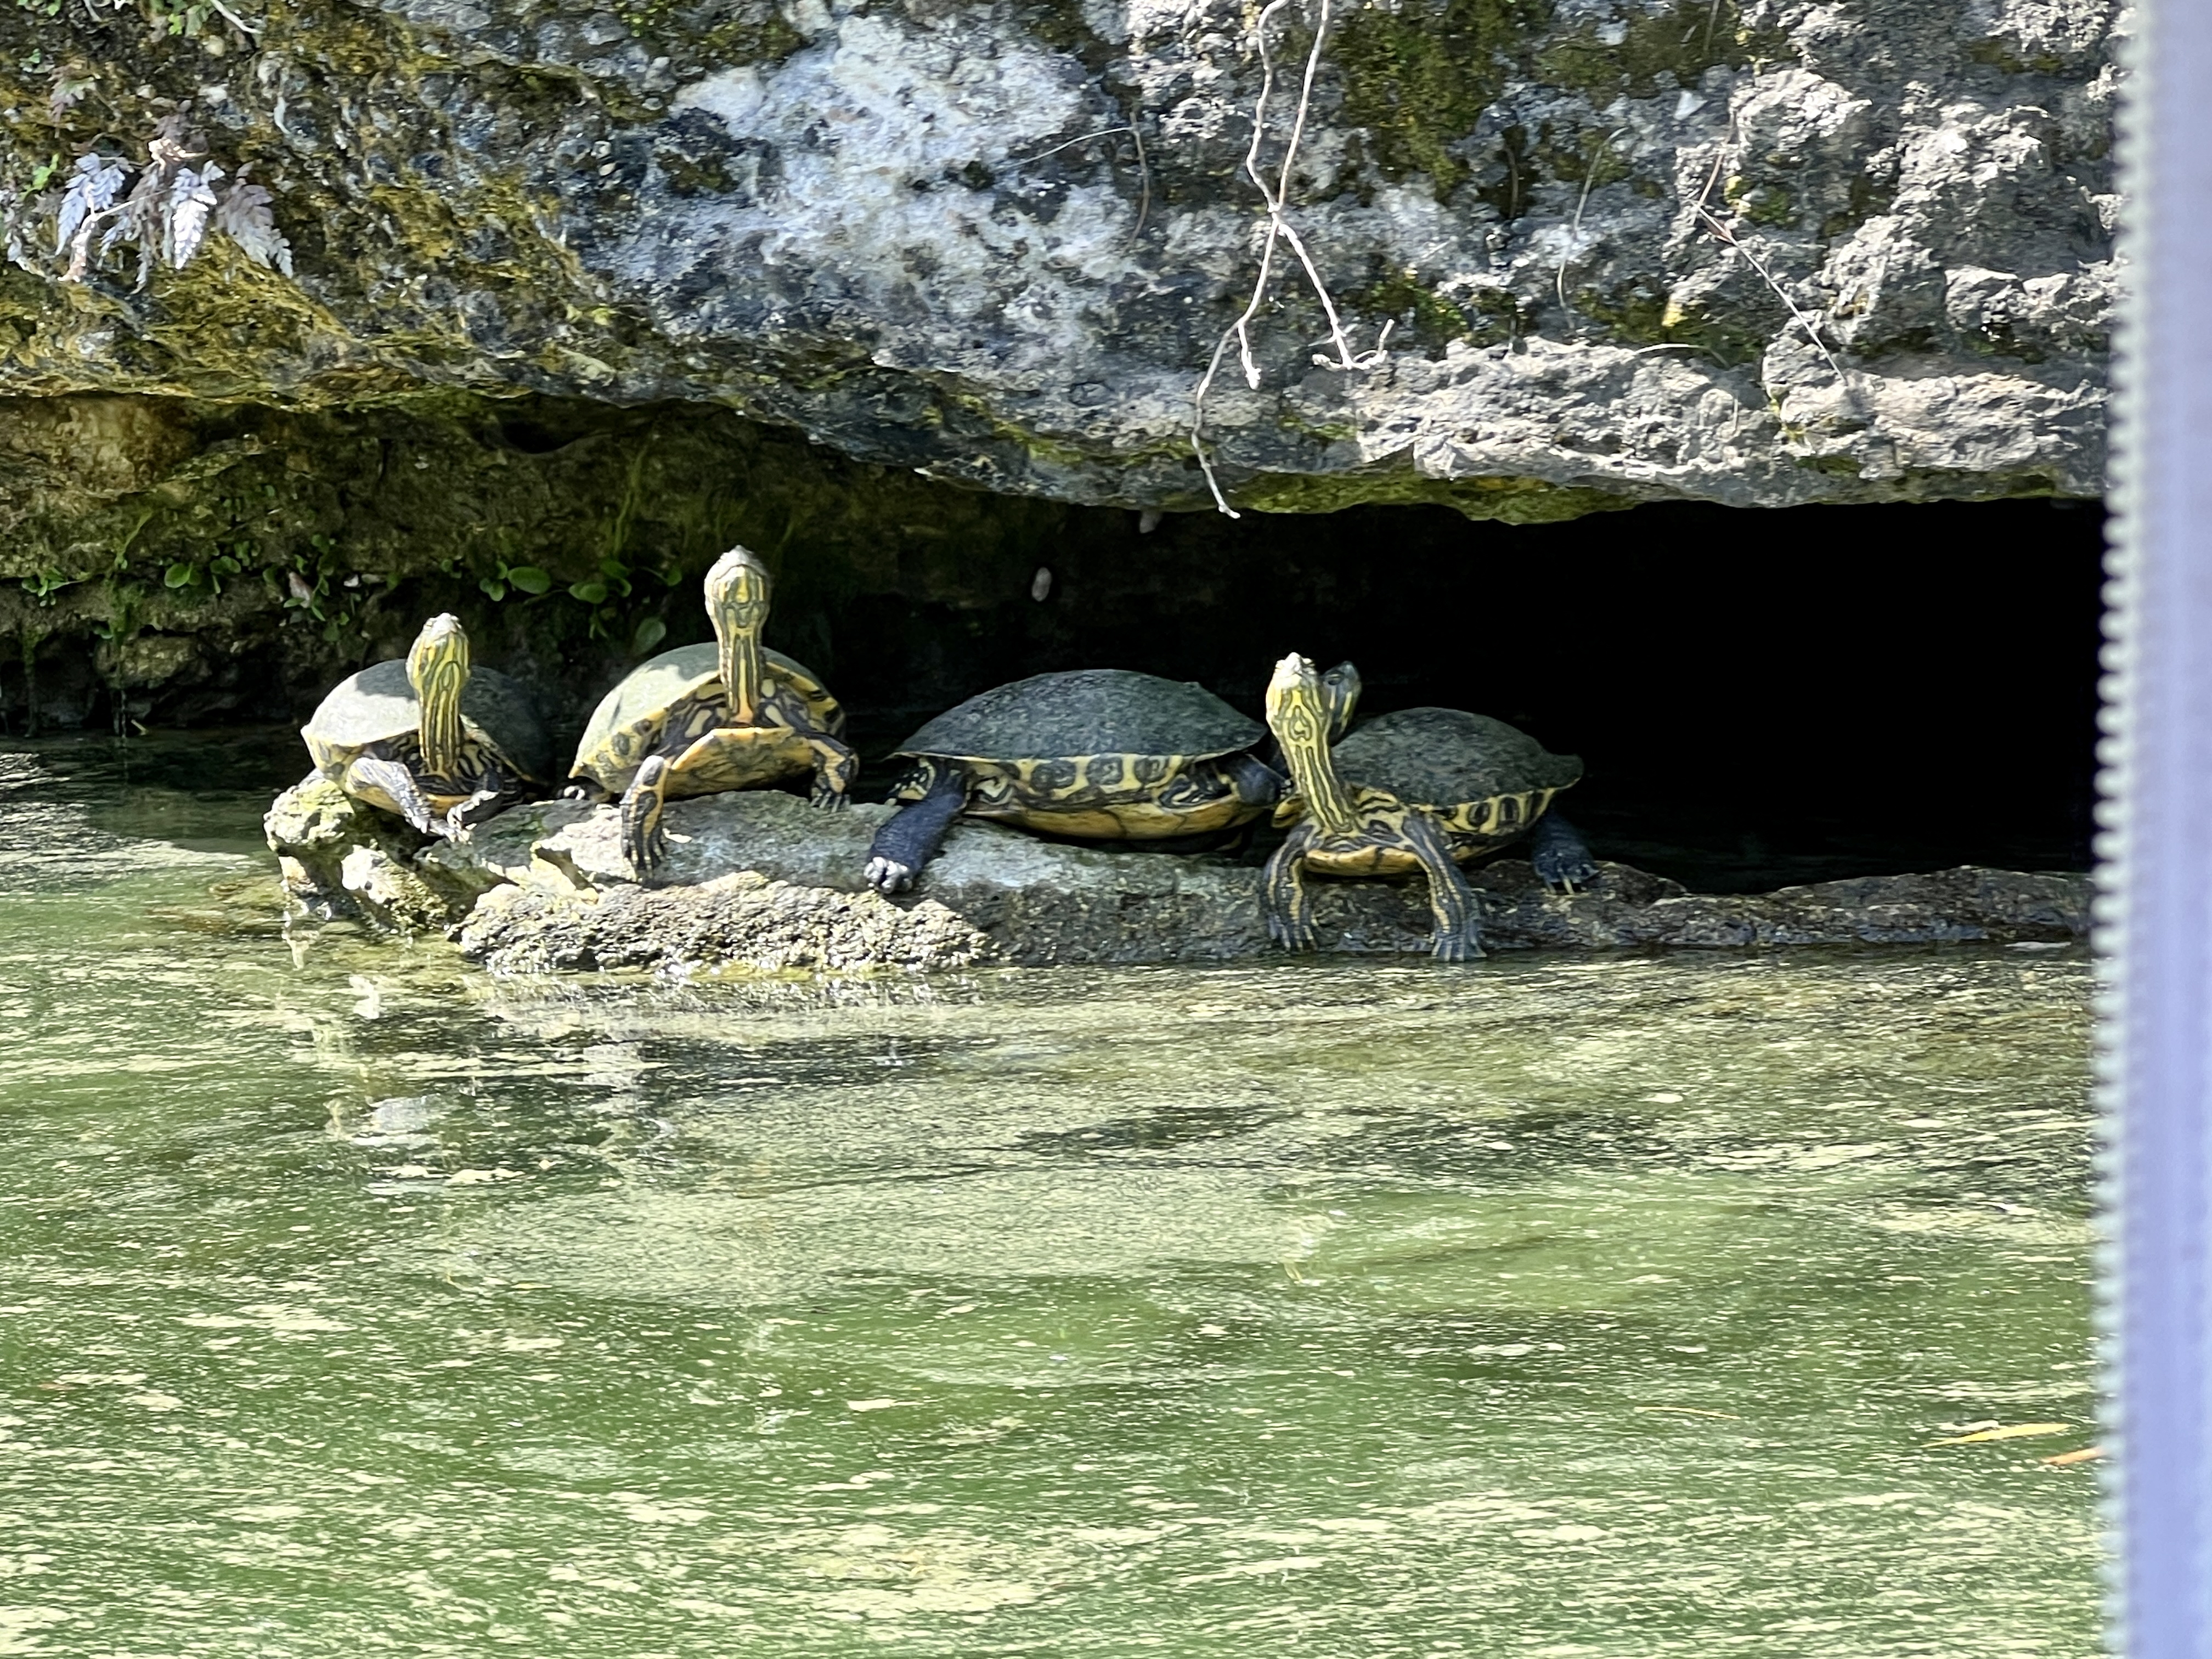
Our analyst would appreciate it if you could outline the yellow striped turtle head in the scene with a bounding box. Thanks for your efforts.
[405,613,470,776]
[704,545,771,724]
[1267,653,1361,834]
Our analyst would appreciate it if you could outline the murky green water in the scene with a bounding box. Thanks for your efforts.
[0,735,2102,1656]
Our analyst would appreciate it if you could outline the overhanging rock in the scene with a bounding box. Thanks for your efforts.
[0,0,2114,515]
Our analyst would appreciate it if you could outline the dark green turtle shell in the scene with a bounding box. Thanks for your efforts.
[303,658,554,781]
[571,642,841,777]
[894,670,1261,763]
[1333,708,1581,804]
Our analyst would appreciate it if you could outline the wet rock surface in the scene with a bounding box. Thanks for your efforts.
[267,781,2091,974]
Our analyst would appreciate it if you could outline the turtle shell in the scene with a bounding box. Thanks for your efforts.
[1333,708,1580,804]
[571,642,842,778]
[303,657,554,780]
[895,670,1260,765]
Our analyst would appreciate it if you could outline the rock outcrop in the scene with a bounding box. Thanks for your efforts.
[265,778,2090,974]
[0,0,2115,518]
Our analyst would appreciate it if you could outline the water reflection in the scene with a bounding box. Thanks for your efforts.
[0,735,2101,1657]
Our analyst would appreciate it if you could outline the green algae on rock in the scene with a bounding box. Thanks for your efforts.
[0,0,2115,525]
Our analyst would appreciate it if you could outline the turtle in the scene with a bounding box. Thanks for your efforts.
[302,612,554,836]
[569,544,856,878]
[1260,653,1596,962]
[862,663,1361,894]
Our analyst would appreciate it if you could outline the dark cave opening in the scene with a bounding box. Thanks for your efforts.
[5,492,2104,896]
[817,495,2106,893]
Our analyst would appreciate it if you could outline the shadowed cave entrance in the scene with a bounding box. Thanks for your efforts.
[820,495,2104,893]
[23,492,2100,896]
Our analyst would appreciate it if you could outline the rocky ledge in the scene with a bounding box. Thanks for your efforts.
[267,779,2090,976]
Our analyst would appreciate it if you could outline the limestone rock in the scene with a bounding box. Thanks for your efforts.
[0,0,2115,516]
[421,788,2089,972]
[338,845,475,934]
[267,777,503,927]
[456,871,991,976]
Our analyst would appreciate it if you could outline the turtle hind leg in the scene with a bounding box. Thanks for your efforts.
[1223,751,1285,810]
[444,757,527,836]
[1262,832,1318,952]
[346,756,440,835]
[1403,811,1486,962]
[865,769,967,894]
[1529,812,1600,893]
[620,755,673,880]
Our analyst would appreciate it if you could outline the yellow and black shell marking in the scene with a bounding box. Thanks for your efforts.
[1306,708,1582,867]
[303,658,554,818]
[571,641,850,803]
[885,669,1270,841]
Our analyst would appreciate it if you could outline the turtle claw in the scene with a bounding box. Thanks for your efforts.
[866,856,916,895]
[1528,815,1599,895]
[810,787,849,812]
[1430,929,1488,963]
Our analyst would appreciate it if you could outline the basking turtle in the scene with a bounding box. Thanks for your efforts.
[862,664,1361,895]
[302,612,552,836]
[569,544,855,878]
[1261,654,1595,962]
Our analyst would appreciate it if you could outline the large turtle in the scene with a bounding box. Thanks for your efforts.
[862,663,1359,894]
[1260,654,1596,962]
[569,545,855,878]
[302,612,552,836]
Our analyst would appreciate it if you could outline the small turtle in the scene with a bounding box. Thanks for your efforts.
[302,612,552,836]
[862,664,1359,894]
[569,545,855,877]
[1261,654,1595,962]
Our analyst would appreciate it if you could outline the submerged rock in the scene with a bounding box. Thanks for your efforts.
[268,782,2090,974]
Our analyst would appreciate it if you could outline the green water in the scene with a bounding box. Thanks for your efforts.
[0,736,2102,1656]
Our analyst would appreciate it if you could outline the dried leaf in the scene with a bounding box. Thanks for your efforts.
[54,151,128,261]
[211,165,292,275]
[1925,1421,2072,1447]
[2041,1445,2106,1466]
[165,163,221,268]
[48,67,94,125]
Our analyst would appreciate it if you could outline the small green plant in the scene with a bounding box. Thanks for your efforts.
[567,556,633,608]
[20,568,80,605]
[162,551,240,594]
[630,616,668,655]
[479,558,552,602]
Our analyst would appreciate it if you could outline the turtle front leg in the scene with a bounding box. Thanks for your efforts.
[1262,831,1318,952]
[804,734,859,811]
[619,755,674,880]
[1403,810,1486,962]
[1528,812,1600,894]
[345,756,441,835]
[865,769,967,894]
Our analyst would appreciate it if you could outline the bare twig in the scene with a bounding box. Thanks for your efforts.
[1190,0,1387,517]
[1685,125,1849,385]
[1694,203,1847,382]
[1555,126,1624,320]
[1127,118,1151,241]
[205,0,262,35]
[1015,125,1135,165]
[1008,120,1154,244]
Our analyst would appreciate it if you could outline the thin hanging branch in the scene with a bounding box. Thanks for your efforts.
[1190,0,1390,518]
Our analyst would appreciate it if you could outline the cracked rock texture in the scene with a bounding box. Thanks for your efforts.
[265,780,2090,973]
[0,0,2115,520]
